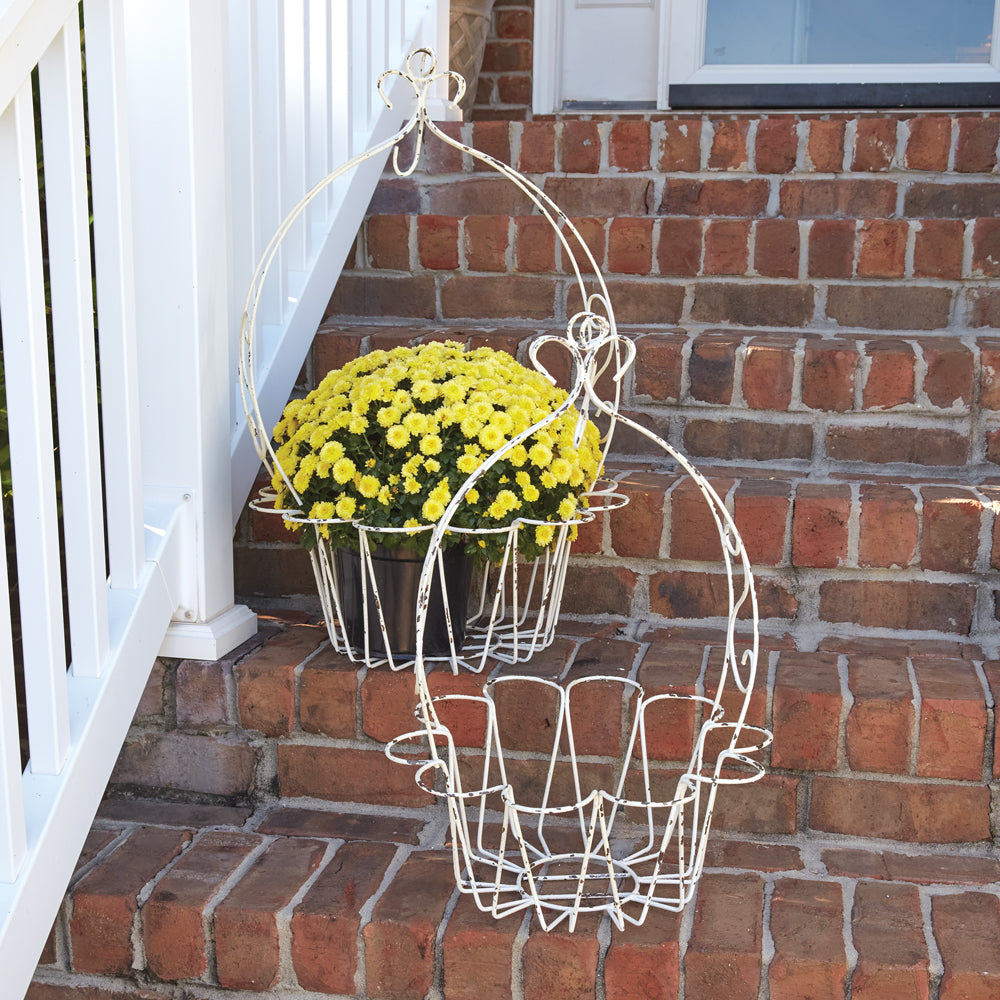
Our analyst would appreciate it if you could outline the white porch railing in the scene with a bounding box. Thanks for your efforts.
[0,2,448,996]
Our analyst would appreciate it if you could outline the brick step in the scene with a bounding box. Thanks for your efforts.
[334,115,1000,337]
[308,324,1000,472]
[31,616,1000,999]
[30,801,1000,1000]
[112,617,996,848]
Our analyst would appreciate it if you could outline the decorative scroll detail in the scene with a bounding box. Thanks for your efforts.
[238,49,771,930]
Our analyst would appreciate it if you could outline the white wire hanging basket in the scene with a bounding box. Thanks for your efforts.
[239,49,771,930]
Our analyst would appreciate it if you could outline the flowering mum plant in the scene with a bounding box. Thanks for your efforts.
[270,341,603,562]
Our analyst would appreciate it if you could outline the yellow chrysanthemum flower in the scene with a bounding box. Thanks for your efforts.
[386,425,410,449]
[535,524,555,547]
[359,475,380,499]
[332,457,356,484]
[335,496,357,519]
[529,443,553,468]
[422,497,445,521]
[420,434,443,456]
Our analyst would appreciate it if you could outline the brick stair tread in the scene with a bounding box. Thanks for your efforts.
[34,798,1000,999]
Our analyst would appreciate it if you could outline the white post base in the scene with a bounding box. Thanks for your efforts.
[158,604,258,660]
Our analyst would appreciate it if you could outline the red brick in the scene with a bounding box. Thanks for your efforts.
[921,486,980,573]
[755,118,798,173]
[659,119,702,171]
[802,341,858,411]
[562,563,637,617]
[518,121,556,173]
[440,274,556,320]
[312,327,365,380]
[214,836,327,990]
[523,913,602,999]
[979,340,1000,410]
[923,339,974,408]
[968,285,1000,327]
[825,847,1000,885]
[364,852,462,1000]
[826,424,969,466]
[497,73,531,106]
[278,744,430,807]
[417,214,459,270]
[27,987,173,1000]
[110,731,256,798]
[825,284,952,330]
[326,273,437,320]
[441,893,521,1000]
[70,827,192,975]
[688,336,738,404]
[604,908,682,999]
[366,214,411,270]
[143,831,260,981]
[905,180,1000,219]
[852,118,898,171]
[712,773,800,835]
[635,334,686,400]
[683,417,813,463]
[772,652,842,771]
[299,652,357,737]
[807,218,856,278]
[741,337,794,409]
[862,338,916,409]
[954,116,1000,173]
[236,625,322,736]
[609,119,650,171]
[914,218,964,279]
[611,472,668,559]
[905,115,952,171]
[669,476,733,561]
[769,878,846,1000]
[791,483,851,569]
[419,121,463,173]
[684,872,764,1000]
[972,217,1000,277]
[425,176,535,216]
[565,215,606,269]
[858,483,918,569]
[851,881,930,1000]
[732,478,791,566]
[481,39,531,73]
[690,283,814,327]
[857,219,907,278]
[635,641,703,761]
[780,178,896,218]
[660,178,770,217]
[819,580,976,633]
[809,776,990,842]
[703,839,803,872]
[845,655,914,773]
[291,840,396,994]
[463,215,509,272]
[175,660,228,728]
[933,893,1000,999]
[469,120,511,173]
[708,119,749,169]
[913,656,986,781]
[608,217,653,274]
[754,218,799,278]
[560,119,601,173]
[651,570,797,623]
[657,217,703,275]
[703,219,749,275]
[495,7,532,39]
[514,215,556,272]
[806,119,845,172]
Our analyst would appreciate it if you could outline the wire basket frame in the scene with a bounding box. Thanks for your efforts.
[238,48,772,929]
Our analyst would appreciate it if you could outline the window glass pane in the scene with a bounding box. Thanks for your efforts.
[705,0,995,65]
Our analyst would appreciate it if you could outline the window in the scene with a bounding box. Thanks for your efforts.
[534,0,1000,112]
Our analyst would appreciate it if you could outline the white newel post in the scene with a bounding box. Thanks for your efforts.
[123,0,256,658]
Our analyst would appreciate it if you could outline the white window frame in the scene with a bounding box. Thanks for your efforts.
[533,0,1000,113]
